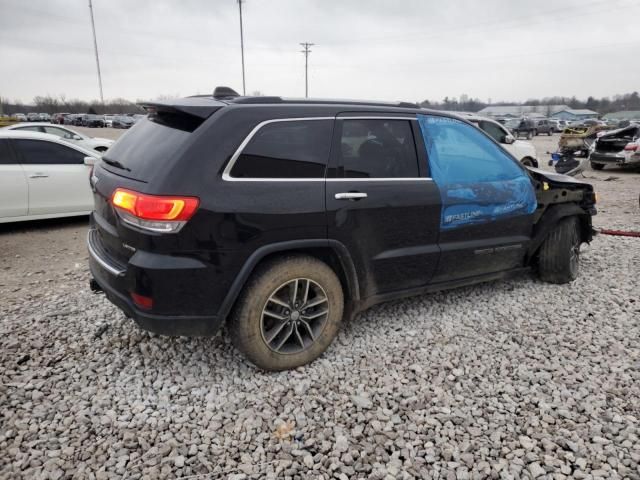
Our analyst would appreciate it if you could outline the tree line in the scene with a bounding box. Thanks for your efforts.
[2,91,640,116]
[0,95,146,115]
[421,91,640,115]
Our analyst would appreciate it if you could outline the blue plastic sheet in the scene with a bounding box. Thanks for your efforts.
[417,114,537,230]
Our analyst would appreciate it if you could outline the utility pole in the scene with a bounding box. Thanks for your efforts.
[237,0,246,95]
[88,0,104,103]
[300,42,314,98]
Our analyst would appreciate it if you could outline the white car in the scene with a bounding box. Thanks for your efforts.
[4,122,114,153]
[456,114,539,167]
[0,130,98,223]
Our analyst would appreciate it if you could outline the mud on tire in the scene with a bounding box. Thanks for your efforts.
[229,255,344,371]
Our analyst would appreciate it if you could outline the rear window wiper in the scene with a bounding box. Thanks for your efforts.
[101,157,131,171]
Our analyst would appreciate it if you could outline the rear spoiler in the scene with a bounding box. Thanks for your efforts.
[138,97,226,119]
[138,98,226,132]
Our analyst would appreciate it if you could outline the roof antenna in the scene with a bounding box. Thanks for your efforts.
[213,86,240,99]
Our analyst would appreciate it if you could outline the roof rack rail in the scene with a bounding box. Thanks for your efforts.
[230,97,421,109]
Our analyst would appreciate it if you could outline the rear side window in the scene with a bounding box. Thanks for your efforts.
[0,139,14,164]
[12,139,85,165]
[339,119,419,178]
[230,119,333,179]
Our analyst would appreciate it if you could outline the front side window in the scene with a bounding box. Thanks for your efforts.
[339,119,419,178]
[12,139,85,165]
[417,115,536,229]
[230,119,333,178]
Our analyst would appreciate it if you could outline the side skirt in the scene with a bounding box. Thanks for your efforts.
[352,267,531,316]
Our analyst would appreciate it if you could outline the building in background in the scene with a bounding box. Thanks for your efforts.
[550,108,599,121]
[602,111,640,122]
[477,104,572,119]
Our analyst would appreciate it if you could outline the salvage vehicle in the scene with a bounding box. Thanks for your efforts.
[505,117,536,139]
[559,123,609,157]
[456,113,538,167]
[589,123,640,170]
[0,130,98,223]
[87,88,597,370]
[532,119,554,136]
[4,122,114,152]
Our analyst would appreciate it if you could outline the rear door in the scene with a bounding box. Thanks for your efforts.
[326,114,441,299]
[0,139,28,218]
[417,114,537,282]
[11,139,93,215]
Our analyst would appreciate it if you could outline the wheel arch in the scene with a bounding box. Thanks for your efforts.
[526,204,593,263]
[218,239,360,320]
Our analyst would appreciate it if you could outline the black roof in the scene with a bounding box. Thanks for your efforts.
[141,86,447,118]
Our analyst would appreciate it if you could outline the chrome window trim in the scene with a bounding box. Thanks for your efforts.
[222,115,429,182]
[221,117,333,182]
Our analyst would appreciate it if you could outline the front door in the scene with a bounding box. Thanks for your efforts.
[417,114,537,282]
[326,115,441,299]
[11,139,93,215]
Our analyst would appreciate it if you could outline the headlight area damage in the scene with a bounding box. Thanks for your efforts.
[526,167,597,258]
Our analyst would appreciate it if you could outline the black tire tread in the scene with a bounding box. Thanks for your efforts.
[538,217,580,284]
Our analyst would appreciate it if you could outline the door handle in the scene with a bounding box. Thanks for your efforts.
[335,192,367,200]
[29,173,49,178]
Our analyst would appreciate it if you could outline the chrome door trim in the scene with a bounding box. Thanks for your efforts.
[221,115,432,182]
[221,117,334,182]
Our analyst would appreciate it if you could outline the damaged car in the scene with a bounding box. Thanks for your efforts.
[589,123,640,170]
[88,90,597,370]
[558,123,610,157]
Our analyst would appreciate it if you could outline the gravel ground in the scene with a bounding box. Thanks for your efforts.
[1,132,639,479]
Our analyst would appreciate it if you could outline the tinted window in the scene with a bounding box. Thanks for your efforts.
[44,126,72,138]
[231,119,333,178]
[0,139,14,164]
[13,139,85,165]
[339,119,419,178]
[479,120,508,143]
[15,126,45,133]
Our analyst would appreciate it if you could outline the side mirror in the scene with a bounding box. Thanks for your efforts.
[504,134,515,144]
[84,156,97,166]
[74,135,82,140]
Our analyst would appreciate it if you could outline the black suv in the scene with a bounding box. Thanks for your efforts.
[88,88,597,370]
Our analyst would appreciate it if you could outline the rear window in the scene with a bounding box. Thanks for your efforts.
[101,117,192,178]
[230,119,333,179]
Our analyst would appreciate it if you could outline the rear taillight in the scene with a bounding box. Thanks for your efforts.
[130,292,153,310]
[111,188,199,233]
[623,142,638,151]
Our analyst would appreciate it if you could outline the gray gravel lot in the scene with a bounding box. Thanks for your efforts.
[1,131,639,479]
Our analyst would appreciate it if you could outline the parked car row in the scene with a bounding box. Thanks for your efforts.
[11,112,146,128]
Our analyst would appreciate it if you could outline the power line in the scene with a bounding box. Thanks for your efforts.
[88,0,104,103]
[237,0,246,95]
[300,42,314,98]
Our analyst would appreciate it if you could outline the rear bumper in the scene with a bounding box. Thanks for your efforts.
[87,229,223,336]
[590,151,640,165]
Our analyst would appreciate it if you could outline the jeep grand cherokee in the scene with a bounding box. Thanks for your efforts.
[88,87,597,370]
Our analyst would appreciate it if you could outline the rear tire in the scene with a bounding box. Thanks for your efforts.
[538,217,581,284]
[591,162,605,170]
[229,255,344,371]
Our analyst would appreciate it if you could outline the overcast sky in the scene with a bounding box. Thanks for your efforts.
[1,0,639,104]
